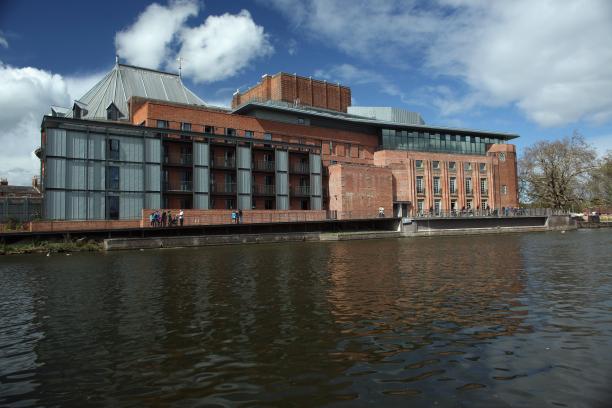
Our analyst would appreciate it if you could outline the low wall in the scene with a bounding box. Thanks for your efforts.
[28,219,142,233]
[142,209,327,226]
[414,216,548,231]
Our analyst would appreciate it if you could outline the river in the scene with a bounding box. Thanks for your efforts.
[1,229,611,407]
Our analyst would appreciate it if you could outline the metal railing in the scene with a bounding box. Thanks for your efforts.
[163,181,192,192]
[290,163,310,174]
[291,185,310,196]
[164,154,192,166]
[253,160,275,172]
[210,183,237,194]
[252,184,275,195]
[412,207,565,219]
[211,157,236,169]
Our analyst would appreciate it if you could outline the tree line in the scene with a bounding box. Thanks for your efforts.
[519,132,612,212]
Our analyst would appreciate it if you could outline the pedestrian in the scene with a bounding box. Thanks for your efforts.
[231,210,237,224]
[161,210,167,227]
[179,209,184,227]
[167,211,172,226]
[238,209,243,224]
[149,212,154,227]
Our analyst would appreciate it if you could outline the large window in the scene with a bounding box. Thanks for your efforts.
[181,122,191,131]
[157,120,169,128]
[433,177,441,194]
[449,177,457,194]
[417,199,424,214]
[106,166,120,190]
[480,178,488,194]
[108,139,120,160]
[416,176,425,194]
[380,129,504,156]
[106,196,119,220]
[465,177,473,194]
[434,199,441,215]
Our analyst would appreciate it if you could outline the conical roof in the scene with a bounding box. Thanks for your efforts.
[65,63,206,120]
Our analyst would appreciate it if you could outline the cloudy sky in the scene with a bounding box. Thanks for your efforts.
[1,0,612,184]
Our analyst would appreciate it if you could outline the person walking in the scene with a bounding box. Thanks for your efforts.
[179,209,184,227]
[238,209,243,224]
[231,210,237,224]
[167,211,172,226]
[161,210,167,227]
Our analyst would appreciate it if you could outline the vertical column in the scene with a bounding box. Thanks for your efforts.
[236,145,252,210]
[309,153,322,210]
[193,141,210,209]
[275,149,289,210]
[145,137,162,210]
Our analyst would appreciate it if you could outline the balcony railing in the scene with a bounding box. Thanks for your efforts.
[164,154,192,166]
[210,183,237,194]
[291,185,310,196]
[211,157,236,169]
[164,181,192,192]
[290,163,309,174]
[253,160,275,172]
[481,189,489,196]
[253,184,276,196]
[416,188,426,195]
[433,189,442,196]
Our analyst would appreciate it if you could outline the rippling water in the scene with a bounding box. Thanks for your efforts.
[1,229,612,407]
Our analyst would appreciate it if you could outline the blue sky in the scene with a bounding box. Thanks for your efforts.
[1,0,612,184]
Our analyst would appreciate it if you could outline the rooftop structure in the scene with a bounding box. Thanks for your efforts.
[347,106,425,125]
[231,72,351,113]
[54,62,205,121]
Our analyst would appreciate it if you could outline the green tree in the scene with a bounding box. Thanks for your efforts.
[519,132,597,210]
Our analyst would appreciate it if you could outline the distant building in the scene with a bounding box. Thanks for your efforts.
[0,177,42,222]
[39,62,518,220]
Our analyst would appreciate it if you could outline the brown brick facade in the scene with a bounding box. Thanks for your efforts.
[232,73,351,112]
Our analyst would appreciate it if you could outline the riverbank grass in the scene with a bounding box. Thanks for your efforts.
[0,239,102,255]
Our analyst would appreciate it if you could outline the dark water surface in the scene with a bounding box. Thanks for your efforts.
[1,230,612,407]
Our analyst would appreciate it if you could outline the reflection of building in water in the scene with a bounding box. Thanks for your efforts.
[325,236,530,355]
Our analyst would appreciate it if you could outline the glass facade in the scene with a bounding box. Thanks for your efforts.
[380,129,506,156]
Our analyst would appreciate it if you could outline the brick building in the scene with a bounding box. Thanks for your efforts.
[40,62,518,220]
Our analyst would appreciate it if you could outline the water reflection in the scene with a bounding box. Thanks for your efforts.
[0,230,611,407]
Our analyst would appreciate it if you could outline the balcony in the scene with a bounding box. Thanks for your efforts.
[449,189,458,196]
[433,189,442,196]
[253,160,275,172]
[290,163,310,174]
[291,185,310,196]
[481,189,489,196]
[211,157,236,169]
[211,183,237,194]
[163,154,192,166]
[253,184,275,196]
[416,188,426,195]
[466,189,473,196]
[164,181,192,192]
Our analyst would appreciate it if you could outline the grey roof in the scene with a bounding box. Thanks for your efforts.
[65,63,206,120]
[347,106,425,125]
[233,99,518,139]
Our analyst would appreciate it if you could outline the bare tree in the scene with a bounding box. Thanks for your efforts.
[587,151,612,207]
[519,132,597,210]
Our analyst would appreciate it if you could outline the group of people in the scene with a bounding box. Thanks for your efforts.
[231,209,243,224]
[149,209,184,227]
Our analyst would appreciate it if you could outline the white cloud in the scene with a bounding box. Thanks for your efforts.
[0,32,8,48]
[175,10,273,83]
[587,134,612,157]
[115,0,199,70]
[265,0,612,128]
[0,63,104,185]
[115,2,273,84]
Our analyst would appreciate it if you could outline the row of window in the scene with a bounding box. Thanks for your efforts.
[415,160,486,172]
[381,129,506,156]
[156,120,272,140]
[416,198,490,214]
[416,176,488,195]
[328,141,364,159]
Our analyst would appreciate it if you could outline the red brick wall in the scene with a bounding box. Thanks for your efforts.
[231,73,351,112]
[328,164,393,219]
